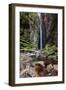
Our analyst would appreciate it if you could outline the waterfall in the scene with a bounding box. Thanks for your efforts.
[38,13,42,50]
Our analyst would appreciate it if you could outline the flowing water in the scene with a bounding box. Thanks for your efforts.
[38,13,42,50]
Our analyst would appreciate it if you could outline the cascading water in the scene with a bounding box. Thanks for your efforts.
[38,13,42,51]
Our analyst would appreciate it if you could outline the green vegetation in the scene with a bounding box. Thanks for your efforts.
[42,44,58,59]
[20,12,39,50]
[20,12,58,58]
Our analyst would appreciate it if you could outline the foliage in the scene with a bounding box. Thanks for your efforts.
[20,28,33,50]
[20,12,39,50]
[20,12,58,52]
[42,44,58,59]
